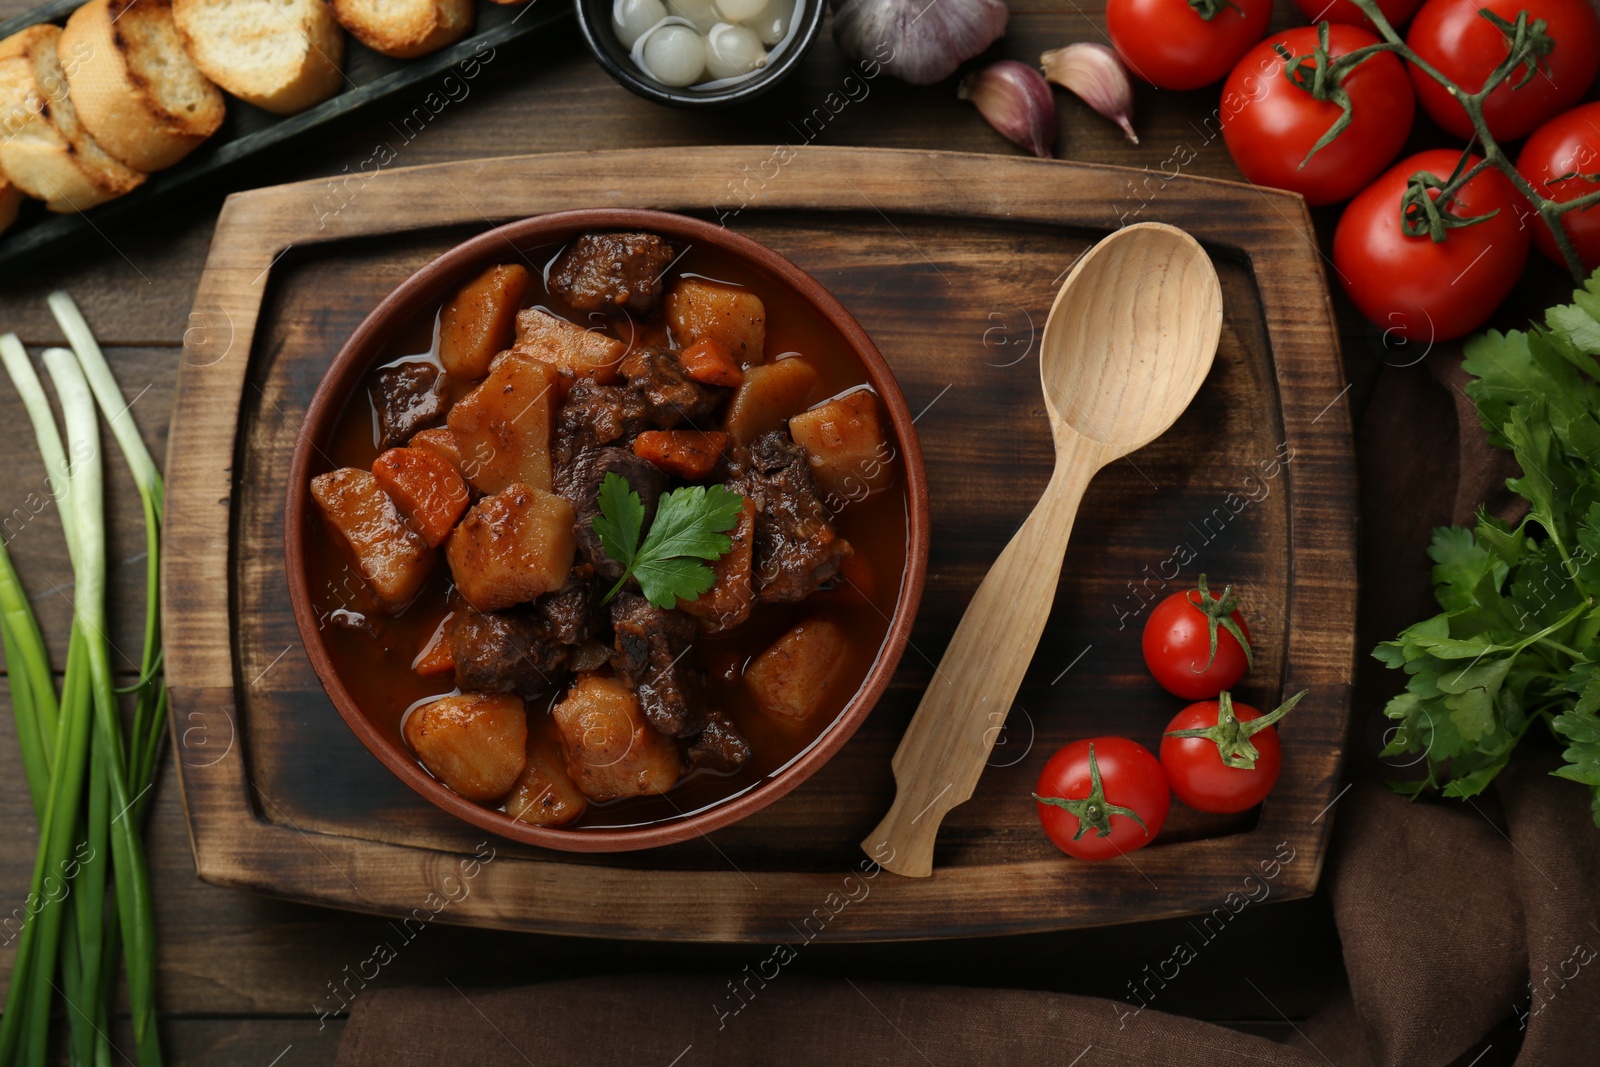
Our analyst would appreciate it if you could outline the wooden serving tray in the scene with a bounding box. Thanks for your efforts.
[166,146,1356,942]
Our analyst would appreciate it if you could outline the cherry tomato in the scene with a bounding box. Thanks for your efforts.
[1108,0,1272,91]
[1161,691,1305,813]
[1222,25,1415,206]
[1141,576,1253,700]
[1406,0,1600,141]
[1034,737,1170,861]
[1517,102,1600,270]
[1292,0,1424,32]
[1333,149,1530,342]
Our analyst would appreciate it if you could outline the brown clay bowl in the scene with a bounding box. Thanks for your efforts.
[285,208,929,852]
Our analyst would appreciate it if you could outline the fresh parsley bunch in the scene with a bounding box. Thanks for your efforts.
[592,472,744,609]
[1376,270,1600,824]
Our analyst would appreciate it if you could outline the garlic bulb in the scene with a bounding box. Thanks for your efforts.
[959,60,1056,159]
[1041,43,1138,144]
[832,0,1008,85]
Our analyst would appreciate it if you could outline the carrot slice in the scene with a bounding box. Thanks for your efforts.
[679,338,745,387]
[412,612,457,677]
[373,446,471,548]
[632,430,729,480]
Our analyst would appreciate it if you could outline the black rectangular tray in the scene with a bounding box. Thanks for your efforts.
[0,0,571,276]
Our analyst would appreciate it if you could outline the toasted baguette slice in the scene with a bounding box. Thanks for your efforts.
[61,0,226,172]
[0,173,21,235]
[331,0,472,58]
[0,24,145,213]
[172,0,345,115]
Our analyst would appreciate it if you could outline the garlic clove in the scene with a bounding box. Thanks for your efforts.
[959,60,1057,160]
[1041,43,1139,145]
[832,0,1008,86]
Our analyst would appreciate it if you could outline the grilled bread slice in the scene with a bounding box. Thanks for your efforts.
[331,0,473,58]
[0,24,146,213]
[172,0,345,115]
[60,0,226,172]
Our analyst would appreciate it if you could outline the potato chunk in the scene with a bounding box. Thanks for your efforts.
[745,618,848,723]
[445,483,577,612]
[513,307,627,385]
[506,730,588,826]
[310,467,434,612]
[665,277,766,362]
[725,357,819,446]
[678,497,755,633]
[439,264,533,380]
[788,390,895,508]
[408,426,463,472]
[372,446,470,548]
[447,349,559,494]
[404,693,527,803]
[552,672,680,802]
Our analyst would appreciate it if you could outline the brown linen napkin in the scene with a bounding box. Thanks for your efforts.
[334,770,1597,1067]
[338,352,1600,1067]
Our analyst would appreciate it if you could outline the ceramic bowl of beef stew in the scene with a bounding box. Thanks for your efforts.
[285,209,929,852]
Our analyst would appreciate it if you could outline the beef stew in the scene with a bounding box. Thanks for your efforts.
[304,231,909,832]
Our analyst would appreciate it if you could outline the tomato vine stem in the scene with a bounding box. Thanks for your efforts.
[1336,0,1600,277]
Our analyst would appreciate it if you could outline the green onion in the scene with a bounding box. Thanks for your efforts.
[0,303,166,1066]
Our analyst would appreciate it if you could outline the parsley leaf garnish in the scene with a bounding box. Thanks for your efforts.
[592,472,744,610]
[1377,268,1600,824]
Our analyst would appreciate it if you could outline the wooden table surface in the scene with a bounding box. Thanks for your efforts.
[0,0,1561,1062]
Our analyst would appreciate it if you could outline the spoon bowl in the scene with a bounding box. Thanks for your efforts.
[1043,223,1223,452]
[863,222,1223,878]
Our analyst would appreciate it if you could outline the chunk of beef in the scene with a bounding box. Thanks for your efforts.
[619,346,726,429]
[530,573,596,648]
[564,447,668,581]
[731,431,854,603]
[687,711,752,774]
[547,232,676,316]
[371,360,445,449]
[553,379,646,470]
[609,593,705,737]
[448,568,596,697]
[448,607,567,699]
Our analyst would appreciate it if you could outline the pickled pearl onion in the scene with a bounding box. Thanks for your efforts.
[633,19,707,86]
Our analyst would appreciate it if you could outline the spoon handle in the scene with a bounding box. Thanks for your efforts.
[864,437,1104,877]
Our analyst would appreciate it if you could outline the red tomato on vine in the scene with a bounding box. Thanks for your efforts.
[1517,102,1600,271]
[1333,149,1530,343]
[1222,24,1416,206]
[1108,0,1272,91]
[1405,0,1600,141]
[1292,0,1424,32]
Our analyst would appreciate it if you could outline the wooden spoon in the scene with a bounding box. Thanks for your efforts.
[863,222,1224,878]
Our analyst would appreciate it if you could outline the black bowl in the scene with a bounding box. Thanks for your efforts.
[576,0,825,107]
